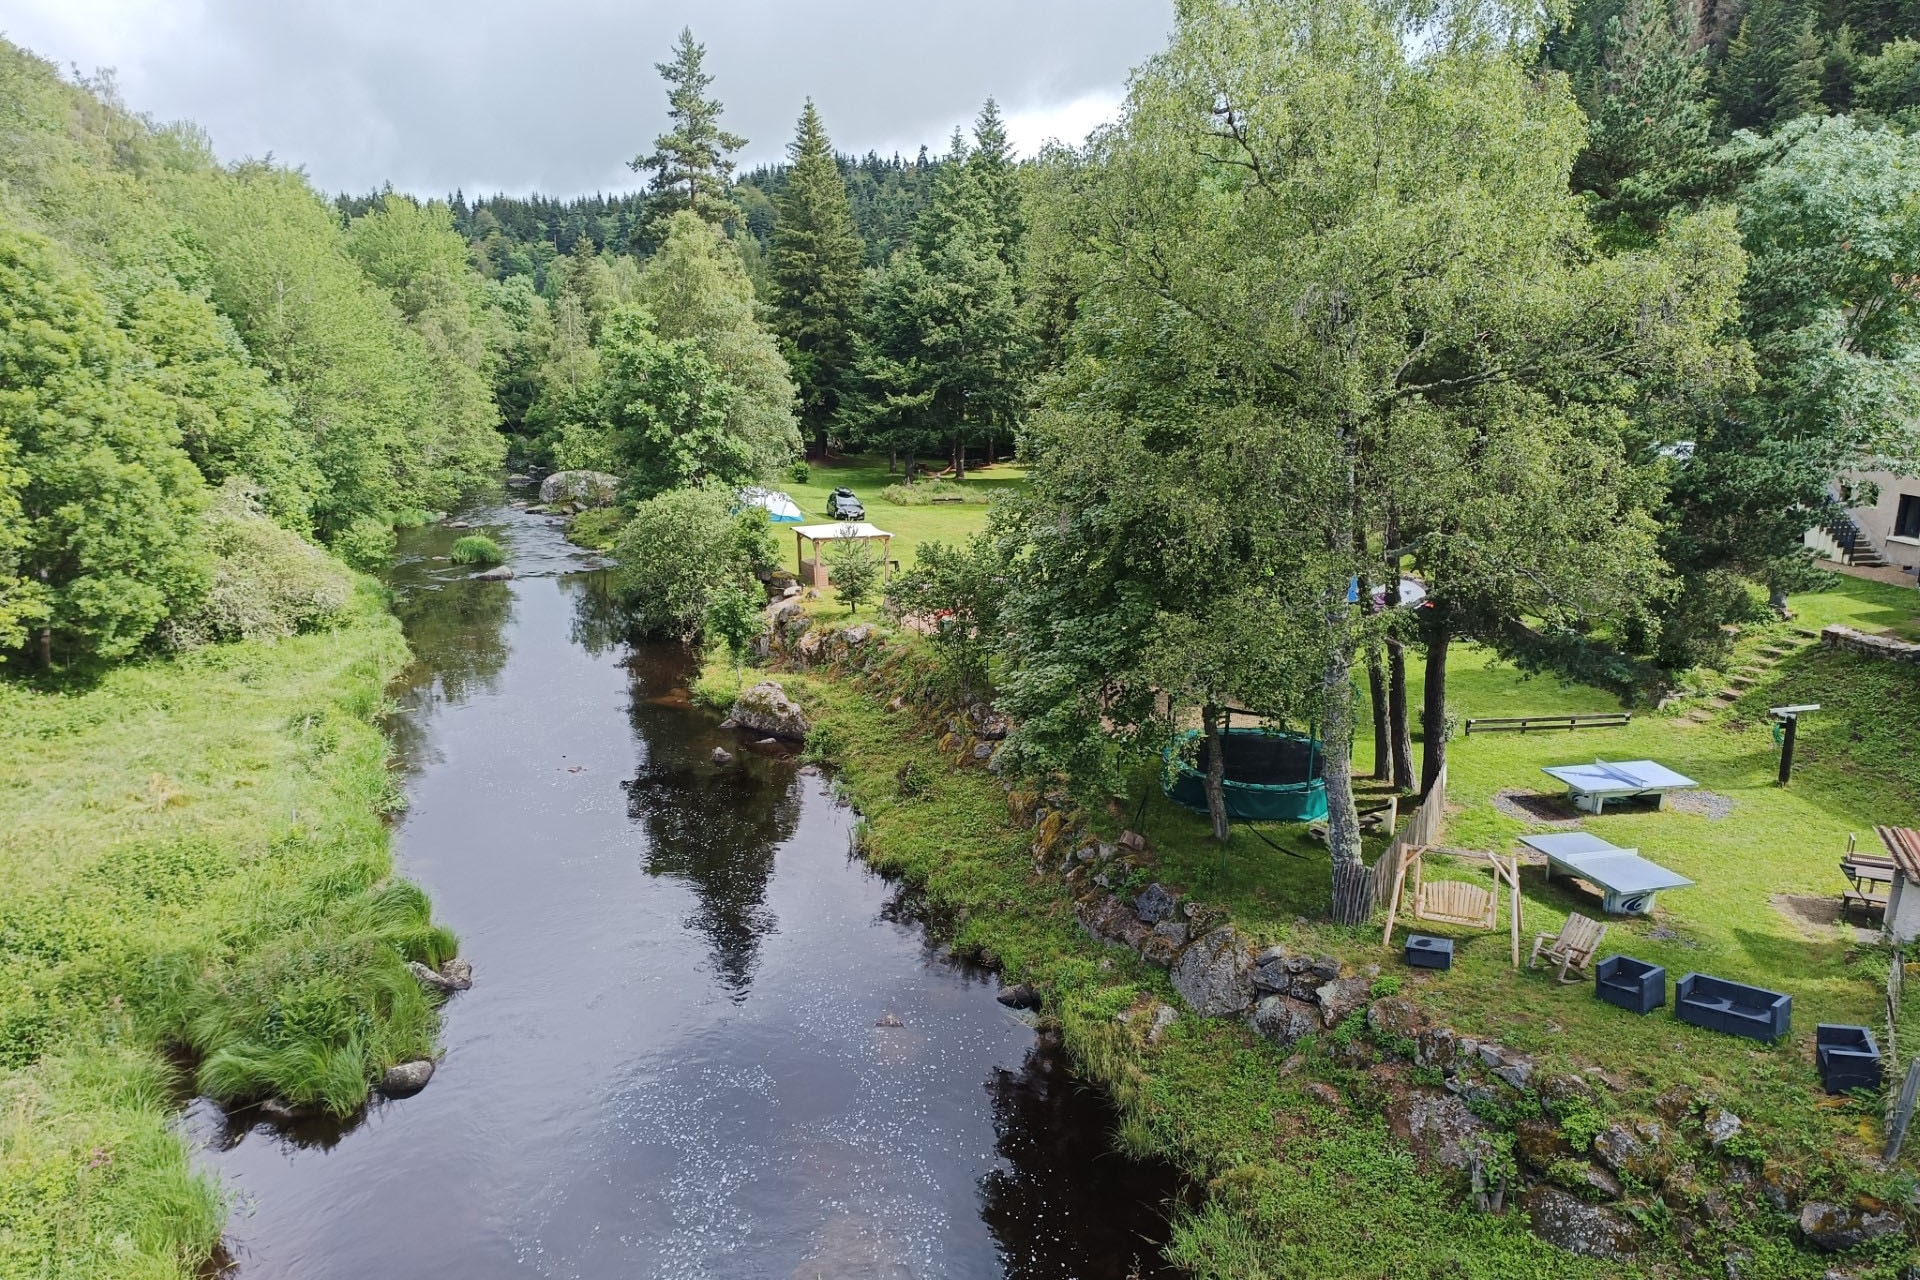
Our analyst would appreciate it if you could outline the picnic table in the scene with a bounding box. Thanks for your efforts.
[1519,831,1695,916]
[1541,759,1698,814]
[1840,851,1895,921]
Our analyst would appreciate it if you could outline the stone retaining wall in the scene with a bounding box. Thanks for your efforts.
[1822,624,1920,665]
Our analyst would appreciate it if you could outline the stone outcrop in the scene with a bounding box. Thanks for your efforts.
[1797,1200,1905,1252]
[1521,1186,1643,1259]
[729,681,810,741]
[538,470,620,506]
[1170,926,1256,1016]
[1387,1089,1494,1171]
[1249,995,1319,1050]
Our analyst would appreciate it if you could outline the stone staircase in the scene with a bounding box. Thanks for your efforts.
[1681,628,1821,723]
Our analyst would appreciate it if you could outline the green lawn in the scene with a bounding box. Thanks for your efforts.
[777,455,1015,571]
[1125,572,1920,1192]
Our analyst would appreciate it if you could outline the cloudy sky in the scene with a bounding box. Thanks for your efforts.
[3,0,1174,198]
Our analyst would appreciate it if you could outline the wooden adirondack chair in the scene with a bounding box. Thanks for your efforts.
[1530,913,1608,984]
[1416,878,1499,930]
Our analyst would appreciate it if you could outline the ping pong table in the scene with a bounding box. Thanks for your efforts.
[1541,759,1698,814]
[1518,831,1695,915]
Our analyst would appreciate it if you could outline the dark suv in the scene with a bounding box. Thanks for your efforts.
[826,487,865,520]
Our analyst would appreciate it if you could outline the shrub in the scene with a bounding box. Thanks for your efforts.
[881,478,989,506]
[612,487,760,639]
[449,534,504,565]
[566,506,626,550]
[165,482,356,648]
[333,516,397,571]
[787,459,811,484]
[704,583,765,679]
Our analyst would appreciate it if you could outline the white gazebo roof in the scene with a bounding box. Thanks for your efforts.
[792,522,892,540]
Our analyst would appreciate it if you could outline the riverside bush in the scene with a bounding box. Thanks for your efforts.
[449,534,505,565]
[612,488,775,639]
[165,482,356,648]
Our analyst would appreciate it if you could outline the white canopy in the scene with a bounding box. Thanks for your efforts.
[793,522,892,540]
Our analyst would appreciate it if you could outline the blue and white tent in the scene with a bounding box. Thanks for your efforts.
[737,487,805,523]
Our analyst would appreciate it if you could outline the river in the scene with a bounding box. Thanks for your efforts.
[189,495,1181,1280]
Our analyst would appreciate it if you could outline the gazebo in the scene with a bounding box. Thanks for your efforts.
[792,522,894,590]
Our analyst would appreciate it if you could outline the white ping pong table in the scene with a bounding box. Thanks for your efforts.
[1540,759,1698,814]
[1518,831,1695,915]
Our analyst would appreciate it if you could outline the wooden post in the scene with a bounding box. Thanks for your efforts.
[1506,852,1521,969]
[1381,845,1418,950]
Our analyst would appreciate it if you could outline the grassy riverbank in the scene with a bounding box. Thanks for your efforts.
[702,656,1626,1278]
[700,573,1919,1277]
[0,586,452,1280]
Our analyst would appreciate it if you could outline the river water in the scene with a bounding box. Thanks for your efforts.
[189,496,1180,1280]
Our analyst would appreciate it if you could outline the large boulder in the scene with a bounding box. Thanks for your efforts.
[1521,1186,1643,1259]
[538,470,620,506]
[730,682,810,742]
[1170,926,1256,1016]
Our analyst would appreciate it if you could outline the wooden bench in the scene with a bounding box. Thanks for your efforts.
[1464,713,1632,735]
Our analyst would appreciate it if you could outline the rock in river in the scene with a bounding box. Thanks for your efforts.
[471,566,514,581]
[380,1059,436,1097]
[711,747,734,766]
[996,983,1042,1010]
[408,960,457,995]
[730,681,811,741]
[538,469,620,506]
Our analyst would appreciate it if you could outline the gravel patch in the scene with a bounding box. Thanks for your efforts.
[1665,789,1734,820]
[1492,788,1582,827]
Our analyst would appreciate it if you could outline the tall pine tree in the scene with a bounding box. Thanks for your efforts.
[769,101,865,460]
[631,28,746,227]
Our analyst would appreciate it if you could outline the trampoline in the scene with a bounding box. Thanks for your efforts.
[1163,725,1329,824]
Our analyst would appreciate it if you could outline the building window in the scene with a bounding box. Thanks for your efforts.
[1897,493,1920,540]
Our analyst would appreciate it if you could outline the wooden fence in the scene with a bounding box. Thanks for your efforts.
[1886,949,1916,1166]
[1369,763,1447,915]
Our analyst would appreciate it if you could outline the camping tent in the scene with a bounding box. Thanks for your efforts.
[738,487,804,523]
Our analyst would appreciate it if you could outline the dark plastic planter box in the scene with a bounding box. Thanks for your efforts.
[1404,934,1453,970]
[1595,954,1665,1015]
[1674,973,1791,1043]
[1816,1023,1882,1094]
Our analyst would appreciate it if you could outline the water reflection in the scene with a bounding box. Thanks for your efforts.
[563,572,629,657]
[982,1033,1186,1279]
[621,645,800,1000]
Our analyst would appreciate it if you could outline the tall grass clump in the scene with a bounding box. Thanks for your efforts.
[0,588,454,1277]
[881,478,989,506]
[449,534,504,565]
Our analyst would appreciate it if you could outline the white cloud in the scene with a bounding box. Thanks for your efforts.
[2,0,1171,196]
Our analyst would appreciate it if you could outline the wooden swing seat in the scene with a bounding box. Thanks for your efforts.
[1415,878,1499,930]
